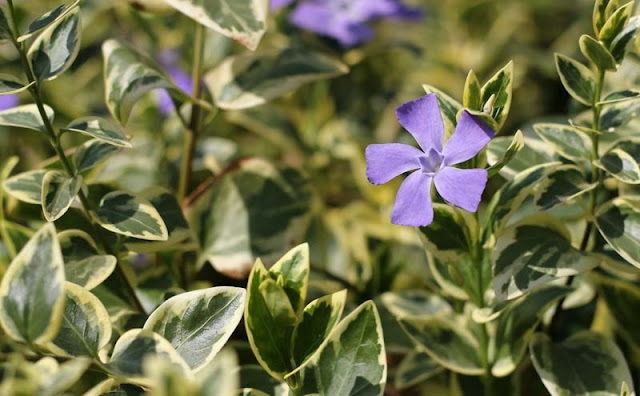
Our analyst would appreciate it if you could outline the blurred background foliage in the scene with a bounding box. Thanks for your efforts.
[3,0,640,394]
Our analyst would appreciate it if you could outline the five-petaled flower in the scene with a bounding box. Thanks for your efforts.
[366,94,494,227]
[284,0,422,47]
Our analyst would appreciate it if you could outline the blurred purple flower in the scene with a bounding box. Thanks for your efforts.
[289,0,422,47]
[156,51,193,114]
[0,95,18,111]
[365,94,494,227]
[271,0,295,10]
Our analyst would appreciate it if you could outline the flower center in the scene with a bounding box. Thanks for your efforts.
[419,149,443,175]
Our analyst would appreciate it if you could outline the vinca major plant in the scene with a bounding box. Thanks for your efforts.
[0,0,639,395]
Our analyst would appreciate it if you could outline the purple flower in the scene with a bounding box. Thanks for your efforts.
[0,95,18,111]
[156,51,193,115]
[290,0,422,47]
[366,94,494,227]
[271,0,295,10]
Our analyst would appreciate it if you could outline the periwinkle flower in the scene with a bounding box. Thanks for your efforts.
[366,94,494,227]
[156,51,193,115]
[289,0,422,47]
[271,0,295,10]
[0,95,17,111]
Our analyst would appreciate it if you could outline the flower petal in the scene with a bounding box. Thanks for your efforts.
[434,166,488,212]
[395,94,444,153]
[391,171,434,227]
[442,111,494,166]
[290,3,373,46]
[365,143,422,184]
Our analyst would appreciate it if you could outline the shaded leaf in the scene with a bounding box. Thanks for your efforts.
[62,117,131,147]
[487,130,525,177]
[596,197,640,269]
[0,104,54,133]
[534,166,596,210]
[0,74,34,95]
[18,0,80,42]
[2,169,47,204]
[72,139,119,173]
[41,170,82,222]
[480,61,514,130]
[95,191,168,241]
[595,139,640,184]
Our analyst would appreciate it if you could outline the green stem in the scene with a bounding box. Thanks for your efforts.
[177,22,206,202]
[6,4,145,313]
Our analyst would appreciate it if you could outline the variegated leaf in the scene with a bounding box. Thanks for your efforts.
[555,54,596,106]
[492,285,571,377]
[73,138,120,173]
[0,223,65,344]
[196,349,240,396]
[596,197,640,268]
[47,282,112,358]
[163,0,268,51]
[268,243,309,315]
[394,351,443,390]
[2,169,48,204]
[599,2,633,46]
[480,60,514,130]
[0,7,11,42]
[487,136,555,180]
[599,89,640,105]
[62,117,131,147]
[18,0,80,42]
[102,39,194,124]
[41,171,82,222]
[144,287,245,372]
[579,34,617,71]
[36,357,91,396]
[533,123,592,162]
[610,16,640,63]
[290,289,346,370]
[493,215,599,300]
[595,139,640,184]
[399,316,484,375]
[107,329,191,384]
[125,187,193,253]
[27,8,81,82]
[59,230,116,290]
[487,130,525,177]
[0,104,54,133]
[314,301,387,396]
[530,332,635,396]
[0,74,34,95]
[206,48,348,110]
[95,191,168,241]
[534,166,596,210]
[380,289,452,319]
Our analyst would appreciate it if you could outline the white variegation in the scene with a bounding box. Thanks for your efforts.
[3,169,48,204]
[0,104,55,133]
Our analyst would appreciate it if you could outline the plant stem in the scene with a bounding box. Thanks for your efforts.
[549,69,605,337]
[6,5,145,313]
[177,22,206,202]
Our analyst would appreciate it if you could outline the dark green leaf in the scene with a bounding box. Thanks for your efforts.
[480,61,514,130]
[611,16,640,62]
[579,34,617,71]
[63,117,131,148]
[534,166,596,210]
[599,2,633,46]
[41,170,82,222]
[596,197,640,268]
[595,139,640,184]
[0,74,34,95]
[18,0,80,42]
[555,54,596,106]
[95,191,168,241]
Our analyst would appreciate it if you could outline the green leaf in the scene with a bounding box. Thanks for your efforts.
[102,39,193,124]
[189,159,312,279]
[95,191,168,241]
[291,289,347,369]
[399,316,484,375]
[595,273,640,349]
[206,48,348,110]
[599,2,633,46]
[268,243,309,315]
[530,331,634,396]
[0,223,65,344]
[47,282,112,358]
[593,0,617,36]
[18,0,80,42]
[1,221,34,260]
[314,301,387,396]
[422,85,463,137]
[41,170,82,222]
[72,139,119,173]
[246,259,298,380]
[596,197,640,269]
[492,285,571,377]
[555,54,596,106]
[595,139,640,184]
[394,351,443,390]
[107,329,190,384]
[463,70,482,110]
[0,74,34,95]
[534,166,596,210]
[493,215,599,300]
[487,130,525,178]
[125,187,193,253]
[62,117,131,147]
[2,169,48,204]
[380,289,452,319]
[0,7,11,42]
[163,0,267,51]
[579,34,617,71]
[480,60,514,130]
[144,357,198,396]
[37,357,91,396]
[197,349,241,396]
[611,15,640,63]
[0,104,54,133]
[144,287,245,372]
[27,8,81,82]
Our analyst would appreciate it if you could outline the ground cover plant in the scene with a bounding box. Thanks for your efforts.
[0,0,639,395]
